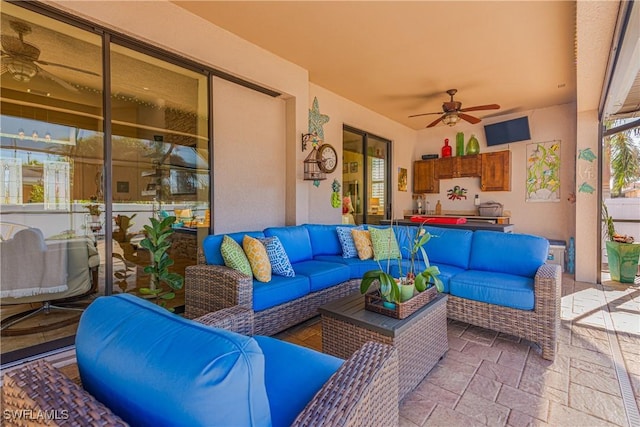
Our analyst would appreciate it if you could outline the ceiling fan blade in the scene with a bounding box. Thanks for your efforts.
[460,104,500,112]
[36,65,79,92]
[458,113,482,124]
[426,115,444,128]
[36,59,99,76]
[408,111,442,118]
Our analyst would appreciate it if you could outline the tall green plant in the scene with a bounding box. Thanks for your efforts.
[605,122,640,197]
[140,216,184,294]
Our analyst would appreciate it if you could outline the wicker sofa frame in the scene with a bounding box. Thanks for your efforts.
[185,250,361,336]
[2,306,400,427]
[447,263,561,360]
[186,241,562,360]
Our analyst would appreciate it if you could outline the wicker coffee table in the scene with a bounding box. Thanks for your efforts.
[319,292,448,400]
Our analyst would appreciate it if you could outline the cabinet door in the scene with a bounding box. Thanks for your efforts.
[413,160,439,193]
[435,157,454,179]
[456,155,481,177]
[481,151,511,191]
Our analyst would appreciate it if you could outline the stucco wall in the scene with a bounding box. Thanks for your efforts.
[307,84,417,224]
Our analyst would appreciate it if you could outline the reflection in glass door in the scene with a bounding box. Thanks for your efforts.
[0,2,103,355]
[109,43,209,311]
[342,126,391,225]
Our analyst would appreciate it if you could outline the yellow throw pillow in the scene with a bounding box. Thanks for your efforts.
[351,229,373,260]
[243,235,272,282]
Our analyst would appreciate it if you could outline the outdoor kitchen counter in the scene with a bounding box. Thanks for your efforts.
[382,218,515,233]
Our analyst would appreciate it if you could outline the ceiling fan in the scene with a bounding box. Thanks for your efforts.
[1,20,99,92]
[409,89,500,128]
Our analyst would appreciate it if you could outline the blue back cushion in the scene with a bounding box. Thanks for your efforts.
[76,294,271,427]
[264,226,313,263]
[254,335,343,427]
[303,224,342,256]
[391,225,416,260]
[202,231,265,265]
[469,231,549,277]
[424,226,474,269]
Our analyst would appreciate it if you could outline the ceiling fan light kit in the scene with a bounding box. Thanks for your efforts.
[5,57,37,82]
[1,20,97,91]
[442,113,460,126]
[409,89,500,128]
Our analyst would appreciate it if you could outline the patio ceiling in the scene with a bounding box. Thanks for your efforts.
[173,1,630,130]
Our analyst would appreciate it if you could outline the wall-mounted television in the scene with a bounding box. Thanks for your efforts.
[484,116,531,146]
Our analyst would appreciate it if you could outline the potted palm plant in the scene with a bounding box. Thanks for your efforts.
[602,203,639,283]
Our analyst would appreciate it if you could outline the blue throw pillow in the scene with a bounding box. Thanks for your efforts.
[259,236,296,277]
[336,225,362,258]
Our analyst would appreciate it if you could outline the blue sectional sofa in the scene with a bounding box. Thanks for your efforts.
[2,294,399,427]
[186,224,561,360]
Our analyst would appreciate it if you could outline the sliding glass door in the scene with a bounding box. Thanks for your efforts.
[0,1,210,362]
[342,125,391,225]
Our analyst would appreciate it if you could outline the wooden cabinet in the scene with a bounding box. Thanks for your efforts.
[457,155,481,177]
[481,150,511,191]
[435,157,454,179]
[414,151,510,193]
[413,159,439,193]
[434,155,480,179]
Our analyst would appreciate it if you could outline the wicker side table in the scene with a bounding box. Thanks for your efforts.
[319,293,448,401]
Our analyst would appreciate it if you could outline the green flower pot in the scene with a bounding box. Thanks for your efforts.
[606,241,640,283]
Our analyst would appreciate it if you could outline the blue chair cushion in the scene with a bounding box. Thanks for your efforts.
[469,231,549,277]
[449,270,535,310]
[314,255,381,279]
[264,226,313,263]
[292,260,351,292]
[253,275,310,311]
[76,294,271,427]
[304,224,343,256]
[202,231,265,265]
[254,335,343,427]
[423,226,474,270]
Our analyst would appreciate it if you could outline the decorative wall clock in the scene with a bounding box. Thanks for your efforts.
[317,143,338,173]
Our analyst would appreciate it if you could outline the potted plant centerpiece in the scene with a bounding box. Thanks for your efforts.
[402,224,444,295]
[602,203,639,283]
[360,223,443,317]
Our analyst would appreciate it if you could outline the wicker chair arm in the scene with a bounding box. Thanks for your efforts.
[292,341,399,427]
[533,263,562,312]
[2,360,127,426]
[184,264,253,319]
[194,305,254,335]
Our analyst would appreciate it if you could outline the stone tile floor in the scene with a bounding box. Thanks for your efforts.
[277,274,640,427]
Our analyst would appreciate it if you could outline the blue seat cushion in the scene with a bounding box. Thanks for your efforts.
[314,255,381,279]
[304,224,343,256]
[202,231,265,265]
[253,275,311,311]
[264,226,313,263]
[390,260,465,293]
[292,260,351,292]
[469,231,549,277]
[76,294,271,426]
[449,270,535,310]
[254,335,343,427]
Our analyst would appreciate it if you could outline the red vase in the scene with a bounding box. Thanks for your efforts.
[441,138,452,157]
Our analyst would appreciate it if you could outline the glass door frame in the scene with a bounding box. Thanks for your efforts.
[342,125,392,224]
